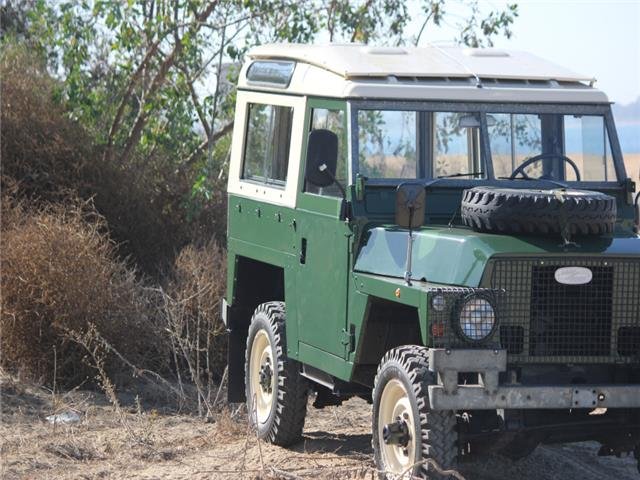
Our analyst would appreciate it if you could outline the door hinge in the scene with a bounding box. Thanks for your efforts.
[341,325,356,353]
[625,177,636,205]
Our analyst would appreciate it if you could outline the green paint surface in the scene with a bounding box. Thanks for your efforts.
[354,226,640,287]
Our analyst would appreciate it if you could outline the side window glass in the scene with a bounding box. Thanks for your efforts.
[243,103,293,186]
[306,108,346,196]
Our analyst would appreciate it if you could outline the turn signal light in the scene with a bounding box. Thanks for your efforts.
[431,323,445,337]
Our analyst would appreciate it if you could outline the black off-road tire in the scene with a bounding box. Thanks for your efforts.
[245,302,308,446]
[373,345,458,479]
[461,186,617,236]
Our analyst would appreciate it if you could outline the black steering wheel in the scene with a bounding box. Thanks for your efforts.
[510,153,581,182]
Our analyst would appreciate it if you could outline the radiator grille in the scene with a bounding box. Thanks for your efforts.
[529,265,613,357]
[486,257,640,364]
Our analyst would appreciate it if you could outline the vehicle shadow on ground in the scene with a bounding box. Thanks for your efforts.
[295,430,373,456]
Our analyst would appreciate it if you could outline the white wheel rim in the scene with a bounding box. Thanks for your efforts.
[249,330,274,424]
[378,379,417,474]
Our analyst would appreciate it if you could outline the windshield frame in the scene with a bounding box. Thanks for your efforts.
[348,100,627,190]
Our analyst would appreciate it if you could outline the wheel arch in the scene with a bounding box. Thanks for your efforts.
[351,296,423,388]
[227,255,285,402]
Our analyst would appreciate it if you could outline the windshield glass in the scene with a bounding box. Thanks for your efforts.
[355,107,618,183]
[358,110,417,178]
[488,113,615,181]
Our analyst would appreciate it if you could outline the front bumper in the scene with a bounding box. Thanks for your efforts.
[427,348,640,410]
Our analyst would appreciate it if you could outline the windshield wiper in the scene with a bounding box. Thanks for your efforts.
[438,171,484,178]
[498,176,568,189]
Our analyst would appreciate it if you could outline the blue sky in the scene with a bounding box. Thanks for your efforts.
[413,0,640,106]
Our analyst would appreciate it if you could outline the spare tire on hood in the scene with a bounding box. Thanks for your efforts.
[461,186,617,236]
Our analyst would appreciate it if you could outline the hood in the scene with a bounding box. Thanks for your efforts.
[354,226,640,287]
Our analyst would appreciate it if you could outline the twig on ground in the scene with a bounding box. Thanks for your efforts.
[213,366,228,407]
[253,393,266,473]
[396,457,466,480]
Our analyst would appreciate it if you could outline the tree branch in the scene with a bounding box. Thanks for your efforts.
[104,35,163,163]
[116,0,219,166]
[181,121,234,170]
[414,11,434,46]
[185,73,211,138]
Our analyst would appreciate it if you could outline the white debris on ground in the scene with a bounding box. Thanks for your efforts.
[45,411,81,425]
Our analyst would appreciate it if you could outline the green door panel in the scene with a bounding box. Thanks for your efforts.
[293,97,353,366]
[228,237,292,267]
[294,205,352,358]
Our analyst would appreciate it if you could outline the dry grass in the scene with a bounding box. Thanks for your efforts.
[0,192,162,385]
[0,45,93,201]
[0,371,378,480]
[0,43,229,394]
[0,182,229,413]
[3,370,637,480]
[160,240,228,415]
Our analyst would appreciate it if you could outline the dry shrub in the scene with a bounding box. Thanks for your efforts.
[162,240,227,414]
[0,43,227,275]
[0,43,229,401]
[0,193,163,385]
[0,44,93,201]
[0,43,176,273]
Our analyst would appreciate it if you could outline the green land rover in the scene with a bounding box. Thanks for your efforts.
[222,44,640,478]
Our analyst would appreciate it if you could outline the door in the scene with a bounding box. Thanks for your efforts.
[294,100,352,359]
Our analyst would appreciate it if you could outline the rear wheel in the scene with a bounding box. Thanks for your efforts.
[245,301,308,446]
[373,346,458,479]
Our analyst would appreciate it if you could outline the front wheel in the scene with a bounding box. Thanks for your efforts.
[373,346,458,479]
[245,301,308,446]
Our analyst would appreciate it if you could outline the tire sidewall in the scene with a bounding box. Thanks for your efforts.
[245,312,279,437]
[373,360,424,478]
[461,186,617,236]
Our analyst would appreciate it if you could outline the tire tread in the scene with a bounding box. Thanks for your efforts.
[245,301,308,446]
[373,345,458,478]
[460,186,617,237]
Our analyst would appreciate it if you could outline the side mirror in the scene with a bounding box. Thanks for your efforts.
[395,183,426,229]
[396,183,426,286]
[305,129,338,188]
[458,113,481,129]
[457,113,496,128]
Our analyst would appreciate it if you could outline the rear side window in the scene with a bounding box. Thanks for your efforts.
[243,103,293,186]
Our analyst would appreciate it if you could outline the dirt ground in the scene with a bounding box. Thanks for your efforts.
[1,375,638,480]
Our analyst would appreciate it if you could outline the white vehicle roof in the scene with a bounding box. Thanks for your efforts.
[239,43,609,103]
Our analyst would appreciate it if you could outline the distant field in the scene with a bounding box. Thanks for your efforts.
[624,153,640,179]
[360,153,640,180]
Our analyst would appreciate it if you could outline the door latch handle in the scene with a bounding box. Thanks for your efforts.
[299,238,307,264]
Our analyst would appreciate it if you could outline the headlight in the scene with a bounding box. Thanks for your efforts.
[457,296,496,341]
